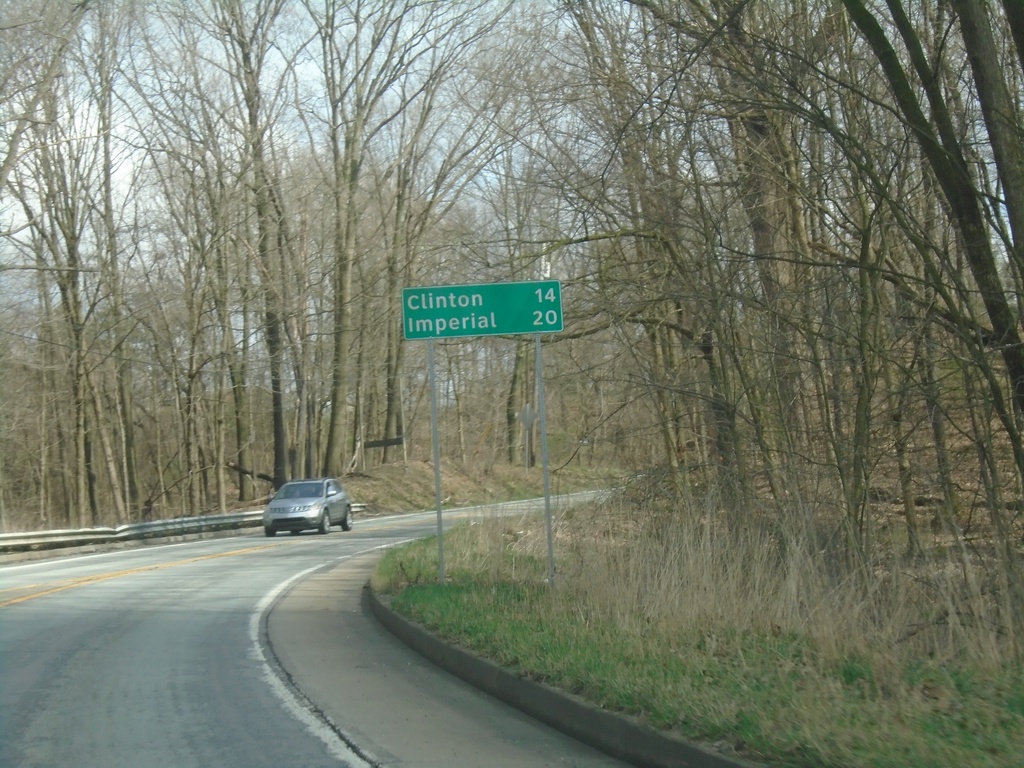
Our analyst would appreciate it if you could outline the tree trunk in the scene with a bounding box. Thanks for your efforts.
[842,0,1024,423]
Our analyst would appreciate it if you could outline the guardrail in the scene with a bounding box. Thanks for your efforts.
[0,503,369,556]
[0,491,610,558]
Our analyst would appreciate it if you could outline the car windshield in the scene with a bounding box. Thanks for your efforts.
[276,482,323,500]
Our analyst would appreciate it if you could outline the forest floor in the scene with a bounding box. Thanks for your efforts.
[339,458,619,516]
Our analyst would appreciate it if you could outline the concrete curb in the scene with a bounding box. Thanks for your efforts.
[366,586,763,768]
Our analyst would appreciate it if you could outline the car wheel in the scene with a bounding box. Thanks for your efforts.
[318,510,330,534]
[341,505,352,531]
[264,526,276,537]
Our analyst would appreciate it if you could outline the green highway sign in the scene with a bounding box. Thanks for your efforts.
[402,280,563,340]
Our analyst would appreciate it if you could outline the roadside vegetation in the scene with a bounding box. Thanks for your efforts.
[372,478,1024,768]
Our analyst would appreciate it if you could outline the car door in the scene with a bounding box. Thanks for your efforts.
[336,482,350,524]
[325,479,342,524]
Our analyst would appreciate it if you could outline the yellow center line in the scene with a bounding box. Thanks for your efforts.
[0,580,77,595]
[0,544,281,608]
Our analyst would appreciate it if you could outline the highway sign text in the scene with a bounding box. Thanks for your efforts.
[402,280,563,340]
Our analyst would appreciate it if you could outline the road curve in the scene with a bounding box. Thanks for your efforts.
[0,507,628,768]
[266,551,627,767]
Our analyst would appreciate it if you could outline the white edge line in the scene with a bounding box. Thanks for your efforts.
[1,496,588,572]
[248,541,416,767]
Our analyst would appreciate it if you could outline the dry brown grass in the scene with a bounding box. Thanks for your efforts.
[377,478,1024,767]
[342,460,615,516]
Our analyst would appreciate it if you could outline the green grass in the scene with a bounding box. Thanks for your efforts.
[372,511,1024,768]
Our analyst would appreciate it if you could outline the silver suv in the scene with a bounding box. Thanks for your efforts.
[263,478,353,537]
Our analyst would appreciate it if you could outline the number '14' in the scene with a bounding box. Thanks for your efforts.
[535,288,557,302]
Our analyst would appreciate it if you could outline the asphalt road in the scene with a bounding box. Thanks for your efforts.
[0,507,629,768]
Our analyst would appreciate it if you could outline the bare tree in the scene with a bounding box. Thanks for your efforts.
[300,0,502,475]
[212,0,292,488]
[9,76,101,526]
[841,0,1024,647]
[0,0,93,197]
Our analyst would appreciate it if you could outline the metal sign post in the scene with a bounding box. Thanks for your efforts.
[403,280,563,586]
[427,339,445,583]
[535,335,556,587]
